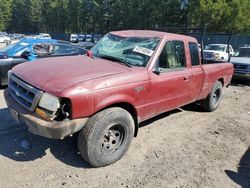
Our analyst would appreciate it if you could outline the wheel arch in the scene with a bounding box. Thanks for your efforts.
[96,102,139,137]
[218,77,224,87]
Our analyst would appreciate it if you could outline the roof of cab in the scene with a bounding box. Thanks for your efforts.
[110,30,197,42]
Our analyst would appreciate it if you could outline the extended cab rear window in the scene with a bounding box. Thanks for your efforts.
[189,42,200,66]
[158,40,186,69]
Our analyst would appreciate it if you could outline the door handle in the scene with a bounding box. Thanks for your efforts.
[184,75,190,81]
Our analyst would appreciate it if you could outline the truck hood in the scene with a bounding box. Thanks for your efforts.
[12,55,130,94]
[230,57,250,65]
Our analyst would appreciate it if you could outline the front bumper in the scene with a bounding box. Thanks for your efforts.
[233,70,250,78]
[4,89,88,139]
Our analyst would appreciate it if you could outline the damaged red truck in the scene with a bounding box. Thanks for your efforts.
[4,30,233,167]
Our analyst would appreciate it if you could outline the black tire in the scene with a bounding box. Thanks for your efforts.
[202,81,223,112]
[78,107,135,167]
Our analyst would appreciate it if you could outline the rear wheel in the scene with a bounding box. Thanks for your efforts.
[202,81,223,112]
[78,107,134,167]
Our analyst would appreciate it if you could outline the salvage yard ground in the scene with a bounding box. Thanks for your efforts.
[0,79,249,188]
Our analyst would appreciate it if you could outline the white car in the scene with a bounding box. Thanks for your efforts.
[70,34,79,43]
[0,35,11,43]
[38,33,51,39]
[204,44,234,62]
[230,47,250,78]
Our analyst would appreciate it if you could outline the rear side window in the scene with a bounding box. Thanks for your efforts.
[158,40,186,69]
[52,44,74,55]
[189,42,199,66]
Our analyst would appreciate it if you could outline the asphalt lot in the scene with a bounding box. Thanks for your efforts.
[0,78,249,188]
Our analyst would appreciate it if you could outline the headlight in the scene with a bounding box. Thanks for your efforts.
[213,53,220,58]
[38,93,60,112]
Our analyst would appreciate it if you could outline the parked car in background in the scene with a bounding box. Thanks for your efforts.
[230,47,250,78]
[79,34,95,49]
[38,33,51,39]
[204,44,234,62]
[0,32,8,36]
[70,34,79,43]
[78,34,86,42]
[85,34,94,42]
[0,35,11,43]
[14,34,24,40]
[93,34,102,43]
[0,38,86,85]
[4,30,233,167]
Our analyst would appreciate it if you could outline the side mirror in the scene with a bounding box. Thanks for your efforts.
[153,67,162,75]
[21,51,31,59]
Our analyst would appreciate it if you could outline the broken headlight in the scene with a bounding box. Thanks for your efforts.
[38,92,60,112]
[36,93,71,121]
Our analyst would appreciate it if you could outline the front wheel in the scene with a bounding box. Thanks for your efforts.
[202,81,223,112]
[78,107,135,167]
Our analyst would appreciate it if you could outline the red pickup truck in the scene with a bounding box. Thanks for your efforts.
[4,30,233,167]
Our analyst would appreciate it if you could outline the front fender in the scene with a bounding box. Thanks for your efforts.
[94,93,136,113]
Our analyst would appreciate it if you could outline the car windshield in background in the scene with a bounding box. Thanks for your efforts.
[91,33,160,67]
[233,48,250,57]
[205,45,226,52]
[0,42,29,55]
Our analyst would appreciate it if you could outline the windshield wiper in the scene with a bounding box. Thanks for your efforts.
[98,55,131,68]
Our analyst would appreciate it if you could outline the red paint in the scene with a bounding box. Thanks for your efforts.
[12,30,233,122]
[86,50,93,58]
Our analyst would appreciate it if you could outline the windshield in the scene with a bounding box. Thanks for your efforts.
[233,48,250,57]
[92,33,160,67]
[0,41,29,56]
[205,45,226,52]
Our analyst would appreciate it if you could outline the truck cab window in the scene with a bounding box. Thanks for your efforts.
[189,42,199,66]
[158,41,186,69]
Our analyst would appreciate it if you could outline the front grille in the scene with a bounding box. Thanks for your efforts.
[233,64,248,70]
[204,52,213,59]
[9,74,43,111]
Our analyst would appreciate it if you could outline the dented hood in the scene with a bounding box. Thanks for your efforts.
[12,55,129,94]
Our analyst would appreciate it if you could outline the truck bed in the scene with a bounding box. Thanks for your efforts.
[198,63,234,100]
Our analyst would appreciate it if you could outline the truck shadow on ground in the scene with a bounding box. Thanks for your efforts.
[0,104,207,168]
[0,86,7,90]
[139,109,182,128]
[225,148,250,188]
[0,108,185,168]
[231,77,250,87]
[0,125,92,168]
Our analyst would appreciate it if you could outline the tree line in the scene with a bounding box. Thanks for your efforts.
[0,0,249,34]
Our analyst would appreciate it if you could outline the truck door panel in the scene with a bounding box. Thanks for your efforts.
[149,40,194,115]
[188,42,203,100]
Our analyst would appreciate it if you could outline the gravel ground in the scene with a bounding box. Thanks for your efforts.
[0,78,249,188]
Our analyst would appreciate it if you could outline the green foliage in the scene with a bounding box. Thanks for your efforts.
[189,0,250,34]
[0,0,13,31]
[0,0,249,34]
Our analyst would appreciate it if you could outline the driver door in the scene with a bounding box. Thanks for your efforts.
[149,40,194,114]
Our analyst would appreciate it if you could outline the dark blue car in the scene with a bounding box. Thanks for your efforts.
[0,38,86,85]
